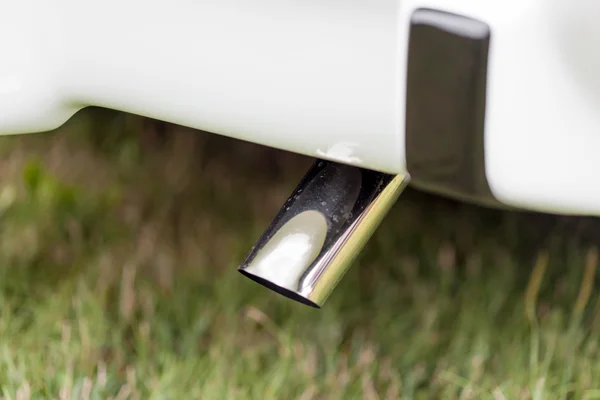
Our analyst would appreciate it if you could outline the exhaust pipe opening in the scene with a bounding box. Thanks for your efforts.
[239,160,409,308]
[239,270,321,308]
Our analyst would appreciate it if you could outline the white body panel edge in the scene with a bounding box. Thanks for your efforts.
[1,0,600,215]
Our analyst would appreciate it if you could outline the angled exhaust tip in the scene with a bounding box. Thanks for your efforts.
[238,160,409,308]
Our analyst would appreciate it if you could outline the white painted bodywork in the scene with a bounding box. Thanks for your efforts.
[0,0,599,215]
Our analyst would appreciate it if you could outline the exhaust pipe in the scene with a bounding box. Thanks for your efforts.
[239,160,409,308]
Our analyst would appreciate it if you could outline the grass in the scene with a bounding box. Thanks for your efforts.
[0,109,599,399]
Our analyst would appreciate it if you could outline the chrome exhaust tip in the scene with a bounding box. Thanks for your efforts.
[238,160,409,308]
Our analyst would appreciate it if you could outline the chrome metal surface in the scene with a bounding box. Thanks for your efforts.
[238,160,409,308]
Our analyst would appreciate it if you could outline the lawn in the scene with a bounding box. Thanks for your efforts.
[0,109,599,399]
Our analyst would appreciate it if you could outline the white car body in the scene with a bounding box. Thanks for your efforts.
[1,0,599,215]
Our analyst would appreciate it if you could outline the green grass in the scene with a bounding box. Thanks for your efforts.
[0,109,599,399]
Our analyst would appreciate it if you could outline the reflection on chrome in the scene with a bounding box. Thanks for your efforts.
[239,160,409,308]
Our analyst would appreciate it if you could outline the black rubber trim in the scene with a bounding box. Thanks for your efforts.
[405,8,499,207]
